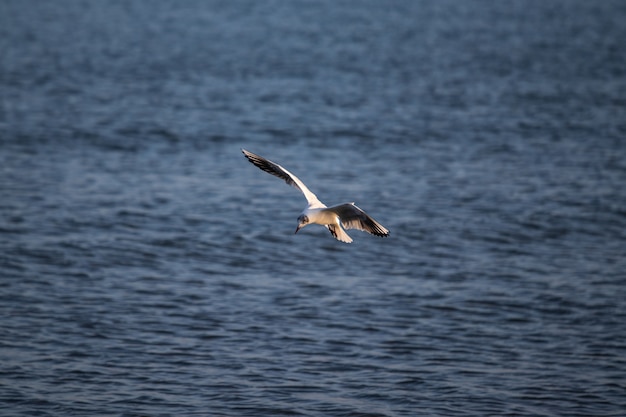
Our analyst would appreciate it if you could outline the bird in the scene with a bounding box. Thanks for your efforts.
[242,149,389,243]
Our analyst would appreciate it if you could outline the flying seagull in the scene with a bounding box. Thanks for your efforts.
[242,149,389,243]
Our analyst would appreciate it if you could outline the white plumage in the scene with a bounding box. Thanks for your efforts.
[242,149,389,243]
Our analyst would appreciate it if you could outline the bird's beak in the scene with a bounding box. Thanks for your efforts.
[295,224,302,234]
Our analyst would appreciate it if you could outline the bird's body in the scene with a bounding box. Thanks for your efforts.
[242,149,389,243]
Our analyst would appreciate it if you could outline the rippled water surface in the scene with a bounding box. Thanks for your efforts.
[2,1,626,416]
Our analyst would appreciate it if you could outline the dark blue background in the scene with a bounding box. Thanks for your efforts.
[1,1,625,416]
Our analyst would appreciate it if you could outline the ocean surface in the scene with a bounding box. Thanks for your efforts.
[1,1,625,416]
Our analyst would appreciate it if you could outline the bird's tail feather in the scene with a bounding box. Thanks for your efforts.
[327,224,353,243]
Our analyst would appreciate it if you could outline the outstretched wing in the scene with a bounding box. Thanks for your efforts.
[242,149,325,208]
[328,203,389,237]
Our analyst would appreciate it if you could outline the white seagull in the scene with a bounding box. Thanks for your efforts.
[242,149,389,243]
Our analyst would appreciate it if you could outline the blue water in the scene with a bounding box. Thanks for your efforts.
[1,1,626,416]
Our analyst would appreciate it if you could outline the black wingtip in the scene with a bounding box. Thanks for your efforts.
[242,149,259,165]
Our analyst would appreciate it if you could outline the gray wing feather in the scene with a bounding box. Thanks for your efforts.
[242,149,324,208]
[329,203,389,237]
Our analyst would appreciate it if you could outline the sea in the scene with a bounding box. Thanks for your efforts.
[1,1,625,416]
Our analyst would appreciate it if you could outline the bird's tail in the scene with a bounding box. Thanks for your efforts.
[327,224,353,243]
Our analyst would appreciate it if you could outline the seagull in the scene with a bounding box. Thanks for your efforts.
[242,149,389,243]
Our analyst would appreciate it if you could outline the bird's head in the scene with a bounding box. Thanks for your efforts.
[295,214,309,234]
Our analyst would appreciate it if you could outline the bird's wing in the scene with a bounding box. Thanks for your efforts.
[242,149,325,208]
[327,203,389,237]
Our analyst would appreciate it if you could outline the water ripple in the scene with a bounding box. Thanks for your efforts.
[2,1,626,416]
